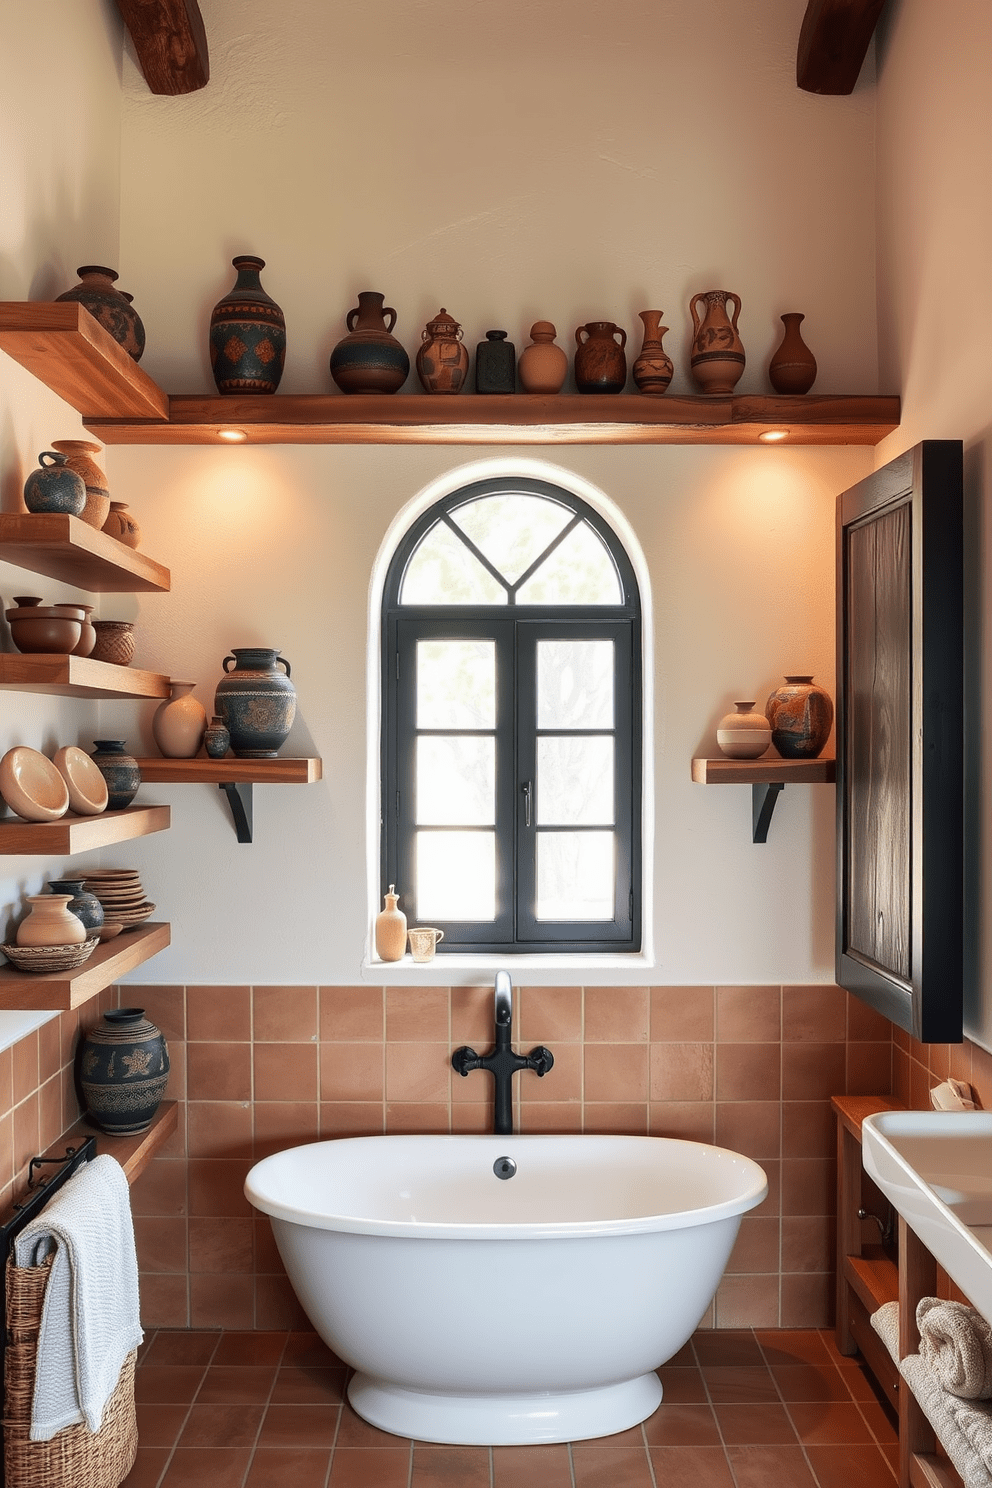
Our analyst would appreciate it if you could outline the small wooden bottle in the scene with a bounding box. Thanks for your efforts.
[375,884,407,961]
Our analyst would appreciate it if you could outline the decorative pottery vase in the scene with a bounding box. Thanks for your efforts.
[203,715,231,759]
[764,676,834,759]
[769,313,817,395]
[78,1008,170,1136]
[48,879,105,936]
[330,291,410,394]
[90,619,135,666]
[72,604,97,657]
[214,648,297,758]
[50,439,111,530]
[416,309,469,394]
[16,895,87,948]
[55,266,145,361]
[375,885,407,962]
[23,452,86,516]
[689,290,745,394]
[102,501,141,549]
[90,740,141,809]
[518,322,568,394]
[632,311,674,395]
[475,331,516,393]
[716,701,772,760]
[574,322,627,393]
[153,680,208,758]
[209,255,286,395]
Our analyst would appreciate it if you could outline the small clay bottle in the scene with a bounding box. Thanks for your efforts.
[475,330,516,393]
[375,884,407,961]
[518,322,568,393]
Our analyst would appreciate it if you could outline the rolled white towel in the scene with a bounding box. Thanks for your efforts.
[918,1297,992,1400]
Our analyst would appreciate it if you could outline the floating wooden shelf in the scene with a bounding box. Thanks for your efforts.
[0,653,170,699]
[0,804,170,856]
[692,756,836,842]
[0,922,171,1011]
[51,1099,178,1183]
[132,756,322,783]
[0,303,169,421]
[0,513,170,592]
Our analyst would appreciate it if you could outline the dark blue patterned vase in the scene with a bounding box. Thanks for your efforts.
[48,878,105,936]
[90,740,141,809]
[78,1008,169,1135]
[214,648,296,758]
[56,266,145,360]
[209,255,286,394]
[23,452,87,515]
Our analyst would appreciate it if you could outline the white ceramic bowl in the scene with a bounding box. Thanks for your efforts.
[0,747,70,822]
[53,745,109,815]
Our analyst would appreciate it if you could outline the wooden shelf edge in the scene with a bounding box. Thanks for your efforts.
[132,756,322,783]
[0,804,171,856]
[831,1093,905,1140]
[691,756,837,785]
[0,922,171,1010]
[0,513,170,593]
[0,653,171,699]
[845,1252,900,1313]
[910,1452,964,1488]
[0,302,169,421]
[53,1101,178,1185]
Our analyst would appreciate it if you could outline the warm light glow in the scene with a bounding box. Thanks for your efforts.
[218,428,248,442]
[759,430,788,442]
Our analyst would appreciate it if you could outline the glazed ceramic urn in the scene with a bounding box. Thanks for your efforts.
[90,740,141,809]
[47,879,105,937]
[764,676,834,758]
[23,452,86,515]
[79,1008,170,1135]
[55,266,146,360]
[214,648,297,758]
[209,255,286,394]
[330,291,410,394]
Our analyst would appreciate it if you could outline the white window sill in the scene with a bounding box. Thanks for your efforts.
[361,950,654,984]
[0,1008,58,1055]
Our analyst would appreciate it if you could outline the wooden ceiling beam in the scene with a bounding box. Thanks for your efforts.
[115,0,209,95]
[797,0,887,94]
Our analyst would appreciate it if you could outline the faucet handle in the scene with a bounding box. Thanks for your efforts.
[451,1045,482,1076]
[527,1046,554,1077]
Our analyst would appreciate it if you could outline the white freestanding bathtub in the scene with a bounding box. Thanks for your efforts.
[245,1133,767,1445]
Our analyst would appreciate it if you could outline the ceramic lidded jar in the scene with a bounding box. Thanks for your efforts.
[203,715,231,759]
[214,648,297,758]
[764,676,834,759]
[475,331,515,393]
[16,895,87,948]
[78,1008,170,1135]
[330,291,410,394]
[23,452,86,515]
[375,884,407,962]
[47,879,105,936]
[716,702,772,760]
[90,740,141,809]
[632,311,675,395]
[55,266,146,360]
[518,322,568,394]
[768,313,817,394]
[209,255,286,394]
[574,322,627,393]
[153,681,208,759]
[416,309,469,394]
[50,440,111,530]
[102,501,141,548]
[689,290,745,394]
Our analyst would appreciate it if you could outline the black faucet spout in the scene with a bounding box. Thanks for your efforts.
[451,973,553,1135]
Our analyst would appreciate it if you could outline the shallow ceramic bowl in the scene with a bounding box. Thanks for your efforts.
[0,747,70,822]
[110,902,155,927]
[53,745,109,815]
[7,610,82,654]
[97,922,124,942]
[0,939,97,972]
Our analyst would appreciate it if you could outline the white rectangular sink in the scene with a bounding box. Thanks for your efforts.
[861,1111,992,1323]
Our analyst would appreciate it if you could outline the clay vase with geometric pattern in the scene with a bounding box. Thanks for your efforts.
[209,255,286,395]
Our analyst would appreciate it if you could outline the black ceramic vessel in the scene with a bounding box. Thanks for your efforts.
[23,452,87,515]
[48,879,105,936]
[78,1008,170,1135]
[475,330,516,393]
[209,255,286,394]
[214,648,296,757]
[90,740,141,810]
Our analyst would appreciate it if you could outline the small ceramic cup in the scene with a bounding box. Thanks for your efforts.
[408,927,444,963]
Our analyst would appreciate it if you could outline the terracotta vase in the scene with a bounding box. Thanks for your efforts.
[203,715,231,759]
[416,309,469,394]
[23,452,86,516]
[49,440,111,529]
[214,648,297,757]
[716,701,772,760]
[769,313,817,394]
[55,266,145,360]
[153,680,208,758]
[375,885,407,962]
[632,311,674,395]
[16,894,87,947]
[90,740,141,809]
[102,501,141,549]
[79,1008,170,1135]
[574,322,627,393]
[475,331,516,393]
[91,619,135,666]
[764,676,834,759]
[518,322,568,393]
[689,290,745,394]
[209,255,286,394]
[47,879,105,936]
[330,291,410,394]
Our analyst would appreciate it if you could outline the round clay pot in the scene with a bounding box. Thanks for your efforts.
[23,452,86,515]
[55,266,146,361]
[16,895,86,948]
[764,676,834,759]
[330,291,410,394]
[5,606,82,653]
[50,440,111,530]
[102,501,141,548]
[90,620,135,666]
[769,313,817,395]
[90,740,141,809]
[716,701,772,760]
[47,879,105,937]
[518,322,568,394]
[214,647,297,757]
[416,309,469,394]
[574,322,627,393]
[78,1008,170,1135]
[152,681,208,758]
[209,255,286,394]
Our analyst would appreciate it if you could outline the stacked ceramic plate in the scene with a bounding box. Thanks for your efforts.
[1,940,98,973]
[80,869,155,931]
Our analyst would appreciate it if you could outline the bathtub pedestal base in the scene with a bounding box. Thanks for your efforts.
[348,1370,664,1445]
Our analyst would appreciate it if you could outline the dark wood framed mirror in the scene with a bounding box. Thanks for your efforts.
[835,441,963,1043]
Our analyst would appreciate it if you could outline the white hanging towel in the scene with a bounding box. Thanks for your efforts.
[13,1153,143,1441]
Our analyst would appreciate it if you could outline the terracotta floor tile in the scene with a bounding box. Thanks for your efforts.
[756,1329,832,1368]
[575,1422,647,1447]
[213,1332,288,1366]
[144,1331,221,1367]
[713,1402,798,1444]
[411,1444,492,1486]
[492,1444,572,1488]
[159,1448,253,1488]
[121,1447,172,1488]
[648,1445,735,1486]
[701,1364,779,1403]
[258,1402,341,1449]
[135,1365,210,1404]
[328,1448,412,1487]
[197,1365,278,1404]
[135,1401,191,1446]
[570,1445,655,1486]
[726,1444,818,1488]
[787,1401,875,1445]
[667,1341,696,1365]
[858,1399,898,1446]
[804,1443,898,1487]
[835,1363,880,1402]
[269,1365,347,1404]
[282,1332,345,1367]
[642,1400,720,1446]
[693,1330,765,1367]
[178,1402,265,1448]
[244,1446,333,1488]
[657,1365,708,1402]
[335,1403,411,1447]
[771,1364,852,1402]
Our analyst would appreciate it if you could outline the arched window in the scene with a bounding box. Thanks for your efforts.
[381,476,641,953]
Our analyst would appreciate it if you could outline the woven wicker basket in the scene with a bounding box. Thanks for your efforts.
[3,1255,137,1488]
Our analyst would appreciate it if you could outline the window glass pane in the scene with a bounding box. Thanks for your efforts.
[537,640,614,729]
[449,494,573,585]
[417,737,495,824]
[400,522,507,605]
[536,832,615,920]
[537,737,614,824]
[516,522,622,605]
[417,832,496,920]
[417,640,495,729]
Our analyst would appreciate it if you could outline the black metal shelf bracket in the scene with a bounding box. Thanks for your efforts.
[219,781,253,843]
[752,782,785,843]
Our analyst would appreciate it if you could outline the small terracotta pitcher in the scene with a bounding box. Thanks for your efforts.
[574,321,627,393]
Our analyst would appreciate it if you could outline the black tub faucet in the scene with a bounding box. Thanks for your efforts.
[451,972,553,1135]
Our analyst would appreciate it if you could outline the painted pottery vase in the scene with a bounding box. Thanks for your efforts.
[55,266,145,361]
[764,676,834,759]
[79,1008,170,1135]
[153,681,208,758]
[769,313,817,395]
[632,311,675,395]
[375,884,407,962]
[48,879,105,937]
[16,895,87,948]
[90,740,141,809]
[203,715,231,759]
[209,255,286,394]
[102,501,141,549]
[90,619,135,666]
[72,604,97,657]
[475,331,516,393]
[416,309,469,394]
[50,440,111,530]
[23,452,86,516]
[518,322,568,394]
[689,290,745,394]
[214,648,297,758]
[716,701,772,760]
[574,322,627,393]
[330,291,410,394]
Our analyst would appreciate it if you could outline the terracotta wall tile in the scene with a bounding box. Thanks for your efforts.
[779,1272,832,1328]
[135,1215,188,1274]
[519,986,582,1043]
[970,1041,992,1107]
[583,1103,648,1135]
[187,986,250,1042]
[320,985,383,1041]
[319,1102,384,1136]
[845,1043,891,1097]
[518,1103,583,1133]
[714,1275,780,1329]
[0,1046,13,1112]
[518,1043,580,1103]
[726,1216,781,1274]
[38,1016,61,1078]
[650,1043,714,1102]
[128,986,185,1042]
[949,1039,975,1090]
[715,1102,781,1159]
[190,1272,255,1329]
[11,1032,39,1106]
[187,1042,251,1102]
[781,1044,846,1102]
[385,1102,449,1133]
[715,1045,781,1102]
[253,1102,319,1158]
[254,1043,318,1102]
[892,1046,911,1105]
[584,1043,648,1102]
[255,1274,310,1331]
[385,1043,450,1103]
[140,1274,189,1329]
[187,1159,252,1217]
[187,1100,253,1159]
[386,986,449,1041]
[253,986,317,1043]
[189,1216,254,1274]
[451,1103,494,1133]
[781,1216,834,1274]
[716,987,781,1043]
[649,1102,715,1143]
[783,986,846,1044]
[320,1043,384,1102]
[651,987,714,1042]
[131,1157,188,1218]
[780,1101,834,1162]
[846,995,893,1042]
[782,1159,835,1217]
[585,986,649,1042]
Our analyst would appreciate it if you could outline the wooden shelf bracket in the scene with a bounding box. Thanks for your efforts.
[752,781,786,843]
[220,780,253,843]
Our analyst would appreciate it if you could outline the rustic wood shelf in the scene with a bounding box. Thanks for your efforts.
[0,513,170,592]
[0,653,171,699]
[0,303,169,421]
[53,1099,178,1184]
[845,1251,899,1314]
[132,756,322,783]
[832,1092,904,1141]
[0,922,171,1011]
[692,755,836,841]
[0,804,170,856]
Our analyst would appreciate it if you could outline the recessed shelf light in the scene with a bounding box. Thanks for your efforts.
[759,430,788,443]
[218,428,247,442]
